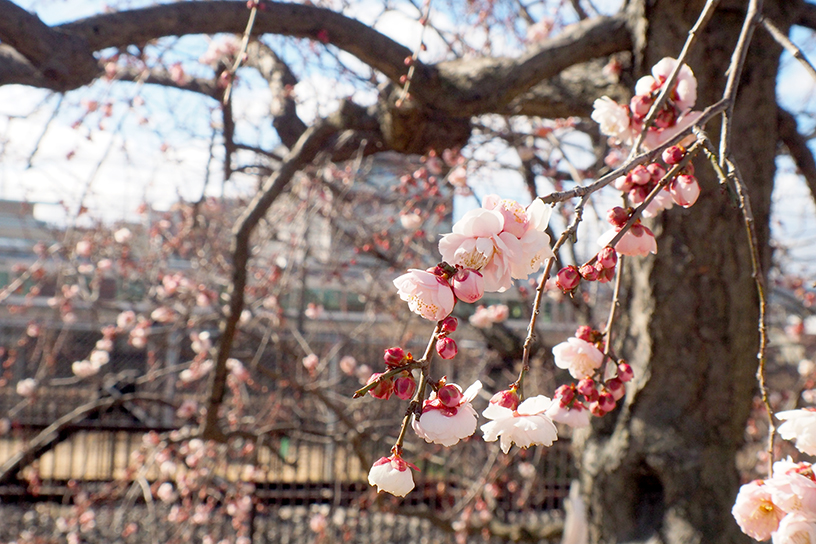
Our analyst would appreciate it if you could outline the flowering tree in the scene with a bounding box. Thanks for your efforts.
[2,0,816,542]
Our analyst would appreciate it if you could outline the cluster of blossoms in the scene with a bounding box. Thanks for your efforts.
[393,194,553,321]
[364,346,420,401]
[591,57,700,151]
[733,409,816,542]
[549,326,634,422]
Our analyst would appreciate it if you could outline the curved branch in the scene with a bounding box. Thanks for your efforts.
[779,106,816,205]
[59,1,419,92]
[0,0,97,90]
[0,392,172,485]
[433,14,631,114]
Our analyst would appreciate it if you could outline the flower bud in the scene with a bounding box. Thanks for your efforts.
[489,389,519,410]
[629,165,651,186]
[590,401,606,417]
[595,265,616,284]
[452,268,485,303]
[614,175,633,192]
[606,377,625,400]
[575,326,594,343]
[579,263,599,282]
[553,384,575,406]
[607,207,629,228]
[556,266,581,292]
[437,384,463,407]
[394,374,417,400]
[669,174,700,208]
[655,106,677,128]
[436,337,458,360]
[598,391,616,412]
[646,162,666,181]
[383,347,405,367]
[440,316,458,334]
[597,247,618,269]
[367,373,394,400]
[618,362,634,382]
[662,145,684,165]
[576,378,598,402]
[630,94,652,117]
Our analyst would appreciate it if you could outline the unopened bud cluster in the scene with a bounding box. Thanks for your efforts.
[365,346,417,401]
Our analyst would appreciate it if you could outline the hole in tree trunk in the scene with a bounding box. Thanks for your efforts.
[630,464,665,541]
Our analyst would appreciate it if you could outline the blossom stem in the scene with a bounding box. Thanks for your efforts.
[392,324,441,451]
[222,4,258,104]
[515,194,590,396]
[352,361,423,398]
[725,158,774,477]
[602,254,625,368]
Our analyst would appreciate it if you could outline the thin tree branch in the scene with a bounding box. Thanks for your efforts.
[778,107,816,207]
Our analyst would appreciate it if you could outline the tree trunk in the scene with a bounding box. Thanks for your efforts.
[579,1,795,542]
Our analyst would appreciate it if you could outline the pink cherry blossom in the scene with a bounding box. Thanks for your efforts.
[393,269,455,321]
[772,514,816,544]
[545,400,591,428]
[635,57,697,112]
[452,268,485,303]
[483,195,529,238]
[767,459,816,519]
[777,409,816,456]
[413,381,481,447]
[591,97,632,142]
[670,174,701,207]
[552,337,604,379]
[732,480,785,541]
[113,227,132,244]
[481,395,558,453]
[367,454,416,496]
[439,208,517,292]
[598,223,658,257]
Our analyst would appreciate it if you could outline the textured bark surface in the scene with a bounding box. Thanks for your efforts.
[578,1,795,543]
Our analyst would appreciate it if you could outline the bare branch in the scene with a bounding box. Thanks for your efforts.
[779,106,816,206]
[0,0,97,90]
[434,14,632,114]
[0,392,172,485]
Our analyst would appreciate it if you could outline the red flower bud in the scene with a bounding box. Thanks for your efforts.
[596,265,616,284]
[662,145,685,165]
[579,263,599,282]
[590,401,606,417]
[436,337,458,360]
[489,389,519,410]
[577,377,598,402]
[618,362,634,382]
[367,373,394,400]
[394,374,417,400]
[606,377,625,400]
[607,207,629,228]
[598,391,616,412]
[597,247,618,269]
[440,316,458,334]
[556,265,581,292]
[575,326,594,342]
[383,347,405,367]
[437,384,463,407]
[554,384,575,405]
[646,162,666,181]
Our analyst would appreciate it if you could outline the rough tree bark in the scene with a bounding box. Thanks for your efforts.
[578,1,795,543]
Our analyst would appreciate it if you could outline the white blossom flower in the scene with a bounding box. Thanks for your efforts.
[772,513,816,544]
[777,409,816,456]
[552,338,604,379]
[546,401,591,428]
[393,269,455,321]
[413,381,482,447]
[367,454,416,497]
[591,97,632,141]
[16,378,37,397]
[481,395,558,453]
[732,480,785,541]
